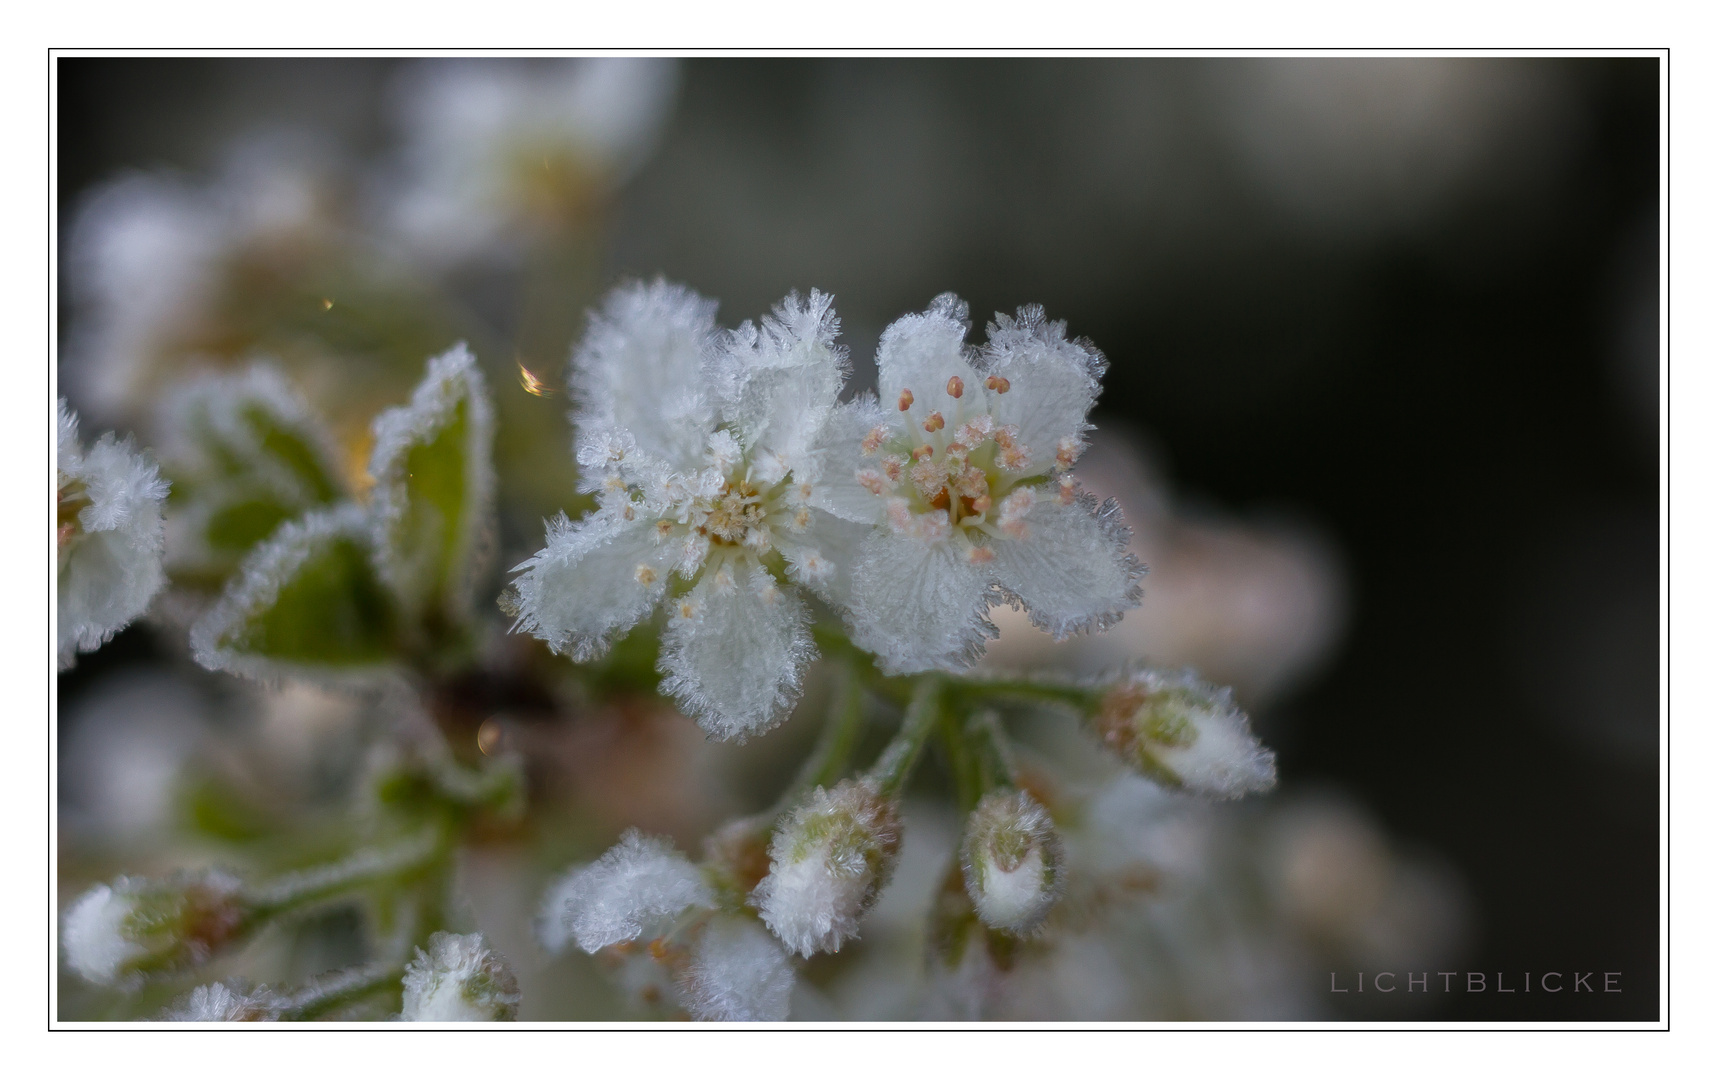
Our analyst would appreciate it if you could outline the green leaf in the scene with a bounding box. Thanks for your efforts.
[368,344,495,633]
[191,504,400,683]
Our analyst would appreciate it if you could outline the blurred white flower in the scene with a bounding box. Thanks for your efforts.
[537,829,713,956]
[827,294,1143,674]
[400,931,521,1022]
[385,58,679,265]
[57,400,170,669]
[507,280,871,740]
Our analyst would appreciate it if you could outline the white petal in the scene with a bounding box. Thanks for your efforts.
[544,830,714,954]
[678,915,795,1022]
[874,294,982,435]
[805,397,891,524]
[978,305,1105,472]
[777,509,871,613]
[714,290,848,465]
[508,509,671,662]
[569,280,718,471]
[848,532,997,674]
[987,489,1144,640]
[657,561,815,740]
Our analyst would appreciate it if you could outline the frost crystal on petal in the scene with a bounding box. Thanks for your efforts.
[677,915,795,1022]
[400,931,521,1022]
[546,830,714,954]
[987,491,1145,640]
[848,532,998,675]
[506,509,671,663]
[1089,667,1278,798]
[978,305,1106,474]
[752,780,902,957]
[57,400,170,669]
[164,981,285,1022]
[657,558,816,741]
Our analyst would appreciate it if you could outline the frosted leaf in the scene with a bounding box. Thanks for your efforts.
[569,278,718,472]
[368,343,497,624]
[678,915,795,1022]
[189,504,400,685]
[848,531,998,675]
[506,509,671,663]
[62,870,248,987]
[977,305,1106,474]
[387,59,679,264]
[57,400,170,669]
[987,490,1145,640]
[656,559,815,741]
[713,289,849,467]
[164,981,284,1022]
[960,790,1067,934]
[874,294,981,428]
[1090,667,1278,799]
[154,364,344,580]
[401,931,521,1022]
[546,830,714,954]
[752,781,901,957]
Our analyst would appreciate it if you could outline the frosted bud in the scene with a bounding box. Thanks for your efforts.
[62,870,250,986]
[677,915,796,1022]
[164,981,285,1022]
[751,779,902,957]
[537,829,714,954]
[959,790,1066,934]
[401,932,521,1022]
[1089,668,1277,798]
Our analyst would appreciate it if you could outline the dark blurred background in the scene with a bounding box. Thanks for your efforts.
[57,57,1661,1020]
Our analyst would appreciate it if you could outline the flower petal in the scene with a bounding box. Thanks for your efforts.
[987,489,1144,640]
[848,531,998,674]
[776,508,872,613]
[978,305,1106,473]
[806,397,890,524]
[714,289,848,467]
[658,560,815,740]
[569,279,718,472]
[507,509,671,662]
[875,294,982,436]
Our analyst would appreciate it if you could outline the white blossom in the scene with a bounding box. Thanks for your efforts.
[164,981,285,1022]
[62,870,248,987]
[508,280,871,739]
[751,780,902,957]
[677,914,795,1022]
[960,790,1067,934]
[538,829,714,955]
[57,400,170,669]
[400,931,521,1022]
[385,58,679,265]
[1089,666,1277,798]
[818,294,1144,674]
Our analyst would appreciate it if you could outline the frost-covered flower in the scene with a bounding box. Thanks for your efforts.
[507,280,871,739]
[164,981,286,1022]
[57,400,170,669]
[751,779,902,957]
[400,932,521,1022]
[1089,667,1277,798]
[960,790,1066,934]
[62,870,250,987]
[819,294,1144,674]
[385,59,679,265]
[539,829,794,1021]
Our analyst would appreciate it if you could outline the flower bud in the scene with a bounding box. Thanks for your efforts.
[1089,668,1277,798]
[676,915,796,1022]
[164,981,285,1022]
[400,931,521,1022]
[537,829,714,955]
[62,870,251,986]
[960,790,1066,934]
[751,779,901,957]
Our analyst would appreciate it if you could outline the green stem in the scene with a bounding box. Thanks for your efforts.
[953,676,1099,713]
[279,960,406,1021]
[942,710,982,815]
[247,828,445,921]
[965,709,1017,796]
[790,660,868,796]
[866,677,944,798]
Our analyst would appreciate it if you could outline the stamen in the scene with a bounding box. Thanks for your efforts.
[857,468,887,495]
[1056,475,1078,505]
[1055,436,1081,471]
[897,389,914,411]
[860,427,886,455]
[912,445,935,462]
[635,564,658,586]
[986,375,1011,393]
[946,376,965,399]
[923,412,945,433]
